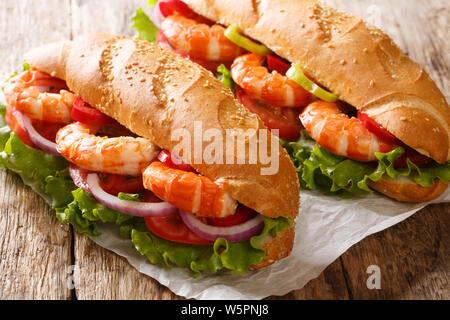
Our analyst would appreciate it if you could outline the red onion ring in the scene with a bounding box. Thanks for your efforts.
[17,111,60,156]
[69,164,91,193]
[86,173,177,217]
[150,1,163,29]
[179,210,265,243]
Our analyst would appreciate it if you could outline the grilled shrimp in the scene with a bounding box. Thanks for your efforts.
[300,101,399,162]
[56,122,159,176]
[3,69,75,124]
[161,14,243,62]
[142,161,238,218]
[231,53,312,107]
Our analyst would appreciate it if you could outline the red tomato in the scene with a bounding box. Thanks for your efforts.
[144,213,214,245]
[29,68,69,93]
[5,105,63,147]
[267,54,291,75]
[157,150,195,172]
[394,148,432,168]
[357,111,400,145]
[71,97,115,127]
[5,105,34,147]
[99,174,145,196]
[156,31,225,73]
[158,0,213,24]
[236,86,303,141]
[208,205,258,227]
[97,122,137,138]
[356,112,432,167]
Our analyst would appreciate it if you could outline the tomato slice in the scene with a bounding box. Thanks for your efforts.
[236,86,303,141]
[157,150,195,172]
[156,31,226,73]
[356,112,433,167]
[144,213,214,245]
[5,105,63,147]
[208,205,258,227]
[394,148,432,168]
[98,174,145,196]
[28,68,69,93]
[267,54,291,75]
[5,105,34,147]
[357,111,400,145]
[71,97,115,127]
[158,0,213,24]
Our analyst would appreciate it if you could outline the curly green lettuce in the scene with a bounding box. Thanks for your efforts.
[131,216,291,276]
[282,130,450,198]
[131,8,159,42]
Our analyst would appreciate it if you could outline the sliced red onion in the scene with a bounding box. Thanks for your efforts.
[69,164,91,193]
[18,111,60,156]
[86,173,177,217]
[179,210,265,243]
[150,1,163,29]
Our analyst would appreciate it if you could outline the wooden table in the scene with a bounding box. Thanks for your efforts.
[0,0,448,300]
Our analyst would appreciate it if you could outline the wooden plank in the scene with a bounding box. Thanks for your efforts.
[339,205,450,299]
[0,0,73,300]
[320,0,450,300]
[270,261,351,300]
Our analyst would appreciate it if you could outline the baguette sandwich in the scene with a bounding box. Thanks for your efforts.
[0,32,299,275]
[133,0,449,202]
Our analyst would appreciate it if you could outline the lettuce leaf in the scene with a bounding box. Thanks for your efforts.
[131,8,159,42]
[216,64,235,92]
[282,130,450,197]
[0,125,76,207]
[132,216,292,276]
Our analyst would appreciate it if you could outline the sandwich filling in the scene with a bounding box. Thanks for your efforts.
[132,0,449,198]
[0,64,292,276]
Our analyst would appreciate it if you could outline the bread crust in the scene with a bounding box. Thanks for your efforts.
[369,178,448,203]
[253,223,295,270]
[184,0,450,164]
[24,33,300,219]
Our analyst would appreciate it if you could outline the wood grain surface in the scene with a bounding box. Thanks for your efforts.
[0,0,448,300]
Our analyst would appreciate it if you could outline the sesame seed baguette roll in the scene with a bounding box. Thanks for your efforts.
[24,33,300,269]
[184,0,449,202]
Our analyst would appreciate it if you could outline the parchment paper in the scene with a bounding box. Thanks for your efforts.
[91,188,450,300]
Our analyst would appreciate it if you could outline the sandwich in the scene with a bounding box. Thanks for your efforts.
[132,0,450,202]
[0,32,299,275]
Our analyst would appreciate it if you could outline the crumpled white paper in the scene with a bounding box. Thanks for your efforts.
[91,187,450,300]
